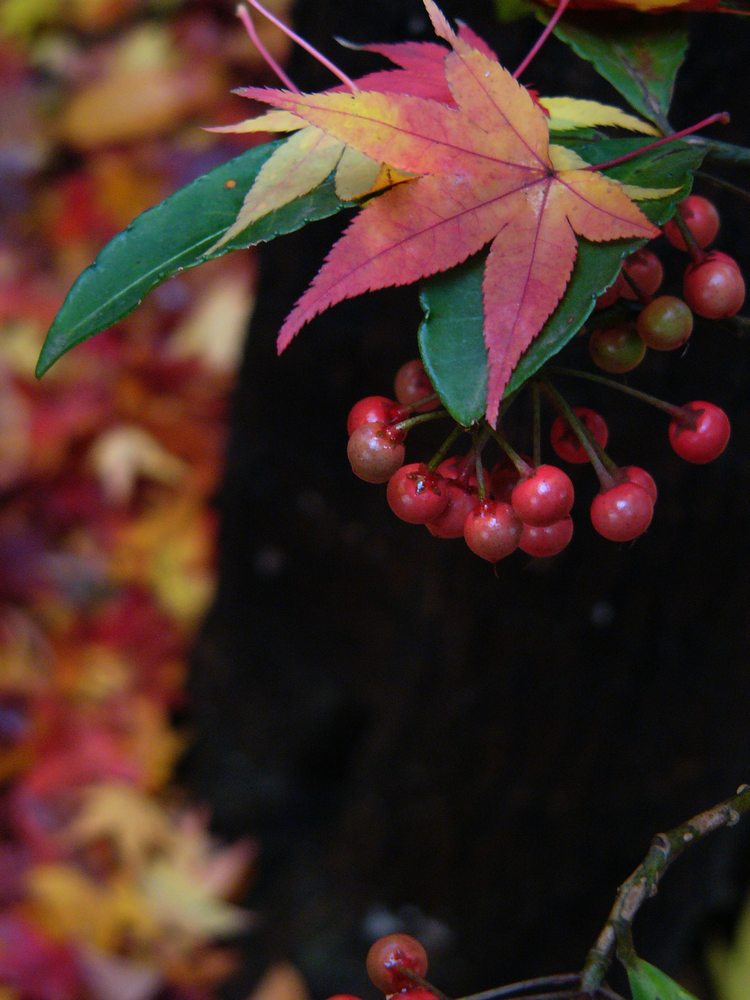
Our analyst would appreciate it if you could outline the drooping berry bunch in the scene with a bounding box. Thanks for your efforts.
[346,352,732,565]
[589,195,745,374]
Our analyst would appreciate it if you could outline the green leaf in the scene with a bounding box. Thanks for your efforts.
[418,259,487,427]
[36,140,349,377]
[493,0,535,22]
[418,138,703,424]
[550,13,689,129]
[627,959,702,1000]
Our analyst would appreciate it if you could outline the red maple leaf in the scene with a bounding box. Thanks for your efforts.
[242,0,658,422]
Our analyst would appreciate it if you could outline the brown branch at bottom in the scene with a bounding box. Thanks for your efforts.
[580,783,750,994]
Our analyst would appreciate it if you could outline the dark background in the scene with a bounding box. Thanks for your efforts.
[183,5,750,999]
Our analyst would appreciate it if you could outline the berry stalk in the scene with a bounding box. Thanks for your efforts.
[539,381,616,491]
[547,367,689,422]
[427,424,464,472]
[669,207,706,265]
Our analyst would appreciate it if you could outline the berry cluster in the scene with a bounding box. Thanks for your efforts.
[327,933,434,1000]
[589,195,745,374]
[346,354,732,564]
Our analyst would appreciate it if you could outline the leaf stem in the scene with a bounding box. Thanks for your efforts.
[586,113,730,173]
[243,0,359,92]
[581,784,750,993]
[513,0,572,80]
[236,4,299,92]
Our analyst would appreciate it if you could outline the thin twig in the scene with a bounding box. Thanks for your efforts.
[456,974,625,1000]
[686,136,750,168]
[695,170,750,206]
[580,784,750,994]
[457,973,579,1000]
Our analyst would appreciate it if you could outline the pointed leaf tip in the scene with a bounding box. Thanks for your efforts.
[422,0,457,43]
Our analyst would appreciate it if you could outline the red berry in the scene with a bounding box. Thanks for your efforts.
[387,464,449,524]
[519,517,573,558]
[590,483,653,542]
[618,466,658,504]
[594,276,623,311]
[490,462,520,502]
[437,455,487,491]
[394,359,438,412]
[427,481,477,538]
[366,934,428,994]
[550,407,609,465]
[463,500,522,562]
[347,396,398,436]
[663,195,720,251]
[668,400,731,464]
[683,253,745,319]
[589,324,646,374]
[511,465,574,526]
[636,296,693,351]
[347,423,405,484]
[621,249,664,301]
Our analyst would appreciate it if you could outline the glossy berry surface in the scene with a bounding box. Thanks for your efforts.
[683,253,746,319]
[511,465,574,526]
[347,423,405,484]
[589,324,646,374]
[550,407,609,465]
[427,481,477,539]
[463,500,522,562]
[347,396,398,436]
[636,296,693,351]
[668,401,731,464]
[619,466,658,504]
[366,934,428,994]
[591,483,654,542]
[621,249,664,301]
[394,359,438,412]
[387,464,449,524]
[663,195,720,251]
[519,517,573,558]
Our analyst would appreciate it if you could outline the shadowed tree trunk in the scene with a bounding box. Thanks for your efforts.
[183,6,750,999]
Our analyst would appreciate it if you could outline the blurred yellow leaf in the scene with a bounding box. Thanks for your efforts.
[27,863,159,952]
[0,0,60,39]
[167,271,254,374]
[66,783,175,871]
[248,964,311,1000]
[89,425,186,504]
[141,859,252,947]
[110,497,214,625]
